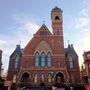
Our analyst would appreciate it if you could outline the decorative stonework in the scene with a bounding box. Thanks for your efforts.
[34,41,53,54]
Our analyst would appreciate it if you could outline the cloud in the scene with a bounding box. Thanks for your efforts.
[0,15,40,72]
[80,34,90,51]
[0,40,7,46]
[75,31,90,67]
[74,17,89,29]
[22,21,39,35]
[70,0,90,68]
[74,0,90,30]
[80,9,89,17]
[83,0,90,6]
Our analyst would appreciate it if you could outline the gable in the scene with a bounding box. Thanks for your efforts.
[64,48,78,59]
[34,24,52,36]
[10,45,22,58]
[22,24,53,55]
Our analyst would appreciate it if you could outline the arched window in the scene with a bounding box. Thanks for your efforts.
[41,52,46,67]
[35,52,39,67]
[21,72,30,83]
[14,55,19,69]
[55,16,60,20]
[47,52,51,67]
[68,56,73,69]
[55,72,64,83]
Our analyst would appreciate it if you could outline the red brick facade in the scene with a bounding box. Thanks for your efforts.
[7,7,81,86]
[81,51,90,83]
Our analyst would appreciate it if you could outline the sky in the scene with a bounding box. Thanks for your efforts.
[0,0,90,72]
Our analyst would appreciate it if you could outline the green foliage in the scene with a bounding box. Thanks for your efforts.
[74,84,85,90]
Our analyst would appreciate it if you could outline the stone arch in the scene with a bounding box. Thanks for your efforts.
[20,71,31,86]
[55,16,60,20]
[54,71,65,84]
[34,50,40,55]
[34,41,53,55]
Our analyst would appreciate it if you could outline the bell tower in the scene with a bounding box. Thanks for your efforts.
[51,7,63,35]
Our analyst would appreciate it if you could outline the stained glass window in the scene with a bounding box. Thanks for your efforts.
[47,52,51,67]
[35,52,39,67]
[14,55,19,69]
[41,52,46,67]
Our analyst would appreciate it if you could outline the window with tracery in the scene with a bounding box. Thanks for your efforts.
[35,52,39,67]
[14,55,19,69]
[47,52,51,67]
[68,55,73,69]
[35,51,52,67]
[41,52,46,67]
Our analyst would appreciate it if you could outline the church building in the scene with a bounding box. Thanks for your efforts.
[7,7,81,87]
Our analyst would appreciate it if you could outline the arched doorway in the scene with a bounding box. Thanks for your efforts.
[21,72,30,86]
[55,72,64,84]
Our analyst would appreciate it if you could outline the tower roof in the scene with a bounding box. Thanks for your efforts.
[52,6,62,12]
[10,44,22,58]
[64,44,78,58]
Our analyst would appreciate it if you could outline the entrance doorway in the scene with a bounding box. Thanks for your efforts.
[21,72,30,86]
[55,72,64,84]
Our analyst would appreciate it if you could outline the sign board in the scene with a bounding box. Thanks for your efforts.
[4,81,12,86]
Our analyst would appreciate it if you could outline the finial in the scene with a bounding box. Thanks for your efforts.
[43,20,45,24]
[68,40,70,48]
[19,41,21,45]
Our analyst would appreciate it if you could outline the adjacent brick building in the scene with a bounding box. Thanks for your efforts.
[65,44,81,84]
[81,51,90,83]
[7,7,81,87]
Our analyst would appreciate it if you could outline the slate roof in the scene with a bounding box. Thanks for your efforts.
[52,6,62,12]
[34,24,52,36]
[10,45,23,58]
[64,44,78,58]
